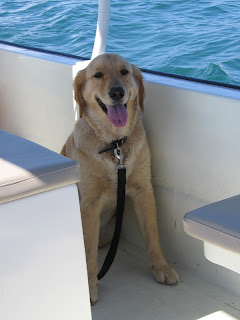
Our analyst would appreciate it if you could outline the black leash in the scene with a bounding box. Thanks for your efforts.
[97,139,127,280]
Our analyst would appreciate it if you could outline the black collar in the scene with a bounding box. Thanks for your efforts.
[98,137,127,154]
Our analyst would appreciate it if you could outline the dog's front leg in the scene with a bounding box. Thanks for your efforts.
[81,198,102,305]
[130,184,179,285]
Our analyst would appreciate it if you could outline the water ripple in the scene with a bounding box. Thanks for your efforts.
[0,0,239,85]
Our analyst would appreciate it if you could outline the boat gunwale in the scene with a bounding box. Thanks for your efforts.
[1,40,240,101]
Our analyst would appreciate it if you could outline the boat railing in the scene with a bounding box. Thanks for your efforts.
[75,0,111,72]
[91,0,111,60]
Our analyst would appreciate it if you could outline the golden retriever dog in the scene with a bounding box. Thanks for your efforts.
[61,53,178,304]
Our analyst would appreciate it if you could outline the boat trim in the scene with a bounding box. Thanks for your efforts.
[0,40,240,101]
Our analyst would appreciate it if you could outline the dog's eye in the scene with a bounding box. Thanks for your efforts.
[93,72,103,79]
[121,69,129,76]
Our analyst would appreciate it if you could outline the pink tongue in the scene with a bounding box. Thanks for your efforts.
[107,104,128,127]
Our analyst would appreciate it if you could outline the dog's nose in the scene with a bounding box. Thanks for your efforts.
[108,87,125,101]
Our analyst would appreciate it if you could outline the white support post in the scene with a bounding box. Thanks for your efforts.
[91,0,111,60]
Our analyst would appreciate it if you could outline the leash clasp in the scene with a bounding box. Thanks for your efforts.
[114,143,126,171]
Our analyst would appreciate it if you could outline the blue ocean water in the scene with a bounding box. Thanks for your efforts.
[0,0,240,86]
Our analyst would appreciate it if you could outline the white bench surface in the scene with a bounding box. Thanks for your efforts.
[0,130,80,204]
[183,195,240,254]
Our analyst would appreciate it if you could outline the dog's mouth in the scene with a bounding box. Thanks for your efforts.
[96,97,128,128]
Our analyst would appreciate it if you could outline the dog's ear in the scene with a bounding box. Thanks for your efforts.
[74,69,86,118]
[132,64,145,113]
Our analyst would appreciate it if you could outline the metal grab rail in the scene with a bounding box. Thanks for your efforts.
[91,0,111,60]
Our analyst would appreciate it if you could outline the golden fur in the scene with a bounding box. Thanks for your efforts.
[61,53,178,304]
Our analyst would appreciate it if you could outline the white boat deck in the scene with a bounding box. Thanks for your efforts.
[93,241,240,320]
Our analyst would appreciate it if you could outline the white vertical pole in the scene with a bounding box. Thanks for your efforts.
[91,0,111,60]
[73,0,111,112]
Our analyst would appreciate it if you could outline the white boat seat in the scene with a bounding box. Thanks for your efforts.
[0,129,80,204]
[183,195,240,254]
[0,130,91,319]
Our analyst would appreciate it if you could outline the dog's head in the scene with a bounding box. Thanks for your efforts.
[74,53,144,135]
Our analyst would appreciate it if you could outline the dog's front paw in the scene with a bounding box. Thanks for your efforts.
[152,264,179,285]
[90,284,98,306]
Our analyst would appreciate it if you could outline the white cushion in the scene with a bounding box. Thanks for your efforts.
[183,195,240,254]
[0,130,80,204]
